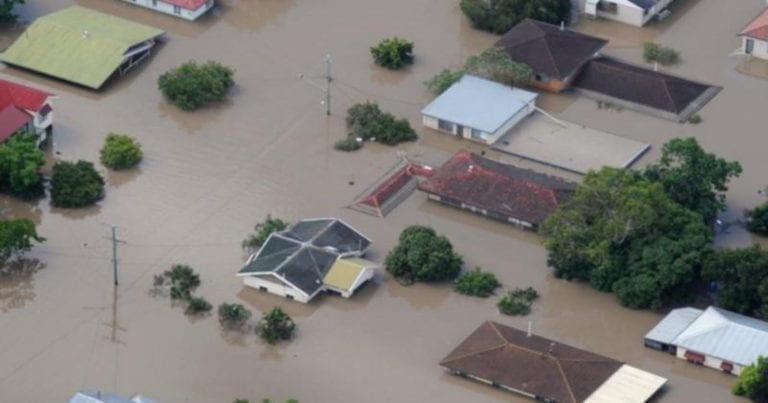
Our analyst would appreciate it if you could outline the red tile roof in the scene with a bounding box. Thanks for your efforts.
[418,150,576,227]
[0,106,32,143]
[0,79,52,112]
[162,0,209,11]
[741,7,768,41]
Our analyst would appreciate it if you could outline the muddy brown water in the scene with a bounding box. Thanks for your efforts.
[0,0,763,401]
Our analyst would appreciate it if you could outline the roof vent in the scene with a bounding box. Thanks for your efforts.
[323,246,339,254]
[83,30,90,39]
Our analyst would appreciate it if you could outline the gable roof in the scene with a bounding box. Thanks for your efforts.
[0,105,32,142]
[740,7,768,41]
[671,307,768,366]
[421,75,537,133]
[572,56,718,115]
[418,150,576,226]
[0,79,52,112]
[496,19,607,80]
[1,6,165,89]
[645,307,703,345]
[162,0,209,11]
[440,321,664,403]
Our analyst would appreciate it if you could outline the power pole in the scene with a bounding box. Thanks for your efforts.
[325,54,332,116]
[109,226,125,286]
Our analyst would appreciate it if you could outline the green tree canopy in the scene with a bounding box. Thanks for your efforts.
[703,246,768,320]
[50,160,105,208]
[542,167,712,309]
[424,69,464,96]
[158,61,235,111]
[339,102,417,150]
[100,133,143,170]
[242,215,288,253]
[643,137,742,223]
[746,203,768,236]
[0,219,44,261]
[218,302,252,329]
[259,307,296,344]
[0,134,45,199]
[0,0,24,23]
[733,355,768,402]
[385,225,463,285]
[463,47,533,87]
[454,267,501,297]
[460,0,571,34]
[370,37,414,70]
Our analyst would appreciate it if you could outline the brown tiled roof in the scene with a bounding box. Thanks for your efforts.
[740,7,768,41]
[573,57,716,114]
[417,150,576,226]
[440,321,623,403]
[496,19,607,80]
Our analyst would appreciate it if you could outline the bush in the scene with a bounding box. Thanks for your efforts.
[643,42,680,65]
[460,0,571,34]
[0,134,45,199]
[242,215,289,253]
[454,268,501,297]
[370,37,414,70]
[158,61,235,111]
[218,303,252,329]
[100,134,143,170]
[185,296,212,315]
[688,114,702,124]
[424,69,463,96]
[733,355,768,402]
[258,307,296,344]
[333,137,363,152]
[0,219,44,261]
[497,287,539,315]
[344,102,417,147]
[165,264,201,301]
[464,47,533,87]
[50,160,105,208]
[385,225,463,285]
[747,204,768,236]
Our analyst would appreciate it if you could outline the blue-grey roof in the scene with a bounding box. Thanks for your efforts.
[70,392,157,403]
[645,307,703,344]
[628,0,660,11]
[421,75,538,134]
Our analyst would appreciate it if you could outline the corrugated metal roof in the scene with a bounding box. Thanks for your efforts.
[70,391,158,403]
[585,364,667,403]
[323,258,376,291]
[421,75,537,134]
[0,79,52,111]
[644,307,703,344]
[673,307,768,366]
[1,6,164,89]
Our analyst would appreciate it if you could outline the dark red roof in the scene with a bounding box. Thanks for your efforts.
[0,106,32,143]
[740,7,768,41]
[0,79,52,112]
[162,0,209,11]
[418,150,576,226]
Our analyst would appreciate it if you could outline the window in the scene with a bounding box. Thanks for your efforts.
[437,119,454,133]
[721,361,734,373]
[286,294,294,300]
[470,128,483,139]
[259,286,268,292]
[152,0,157,5]
[746,39,754,55]
[684,350,705,364]
[597,1,618,14]
[173,5,181,14]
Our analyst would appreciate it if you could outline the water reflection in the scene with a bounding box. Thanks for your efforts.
[220,0,296,32]
[106,168,143,188]
[385,277,451,310]
[0,195,43,224]
[0,258,45,313]
[157,92,231,134]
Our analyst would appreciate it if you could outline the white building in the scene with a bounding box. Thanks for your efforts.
[0,79,55,146]
[578,0,675,27]
[237,218,378,303]
[421,75,538,145]
[739,7,768,60]
[645,306,768,375]
[119,0,214,21]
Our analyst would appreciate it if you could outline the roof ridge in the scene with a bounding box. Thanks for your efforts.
[439,342,507,366]
[555,360,578,403]
[591,58,677,109]
[540,36,562,78]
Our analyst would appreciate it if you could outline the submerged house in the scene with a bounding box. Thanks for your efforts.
[70,391,157,403]
[441,321,667,403]
[496,18,607,93]
[418,150,576,229]
[739,7,768,60]
[0,79,54,146]
[578,0,675,26]
[237,218,378,303]
[645,306,768,375]
[119,0,215,21]
[1,7,165,90]
[421,75,538,145]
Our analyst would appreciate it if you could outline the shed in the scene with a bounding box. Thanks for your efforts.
[578,0,675,27]
[421,75,537,145]
[118,0,215,21]
[643,307,703,353]
[740,7,768,60]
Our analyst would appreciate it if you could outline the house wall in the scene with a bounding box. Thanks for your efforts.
[530,77,568,93]
[426,194,536,229]
[448,370,538,400]
[676,347,744,376]
[743,37,768,60]
[421,115,492,144]
[243,276,310,303]
[119,0,213,20]
[577,0,673,26]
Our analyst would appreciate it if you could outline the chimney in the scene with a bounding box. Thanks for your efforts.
[527,321,532,337]
[560,21,565,31]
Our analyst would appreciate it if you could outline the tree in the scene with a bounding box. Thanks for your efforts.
[50,160,105,208]
[463,47,533,87]
[385,225,463,285]
[460,0,571,34]
[0,134,45,199]
[644,137,742,223]
[0,219,44,261]
[424,69,464,96]
[339,102,417,150]
[643,42,680,65]
[747,203,768,236]
[258,307,296,344]
[218,302,252,329]
[702,246,768,320]
[454,268,501,297]
[164,264,201,301]
[242,215,288,253]
[185,296,212,315]
[542,167,712,309]
[0,0,24,23]
[497,287,538,315]
[158,61,235,111]
[370,37,414,70]
[733,355,768,402]
[100,133,143,170]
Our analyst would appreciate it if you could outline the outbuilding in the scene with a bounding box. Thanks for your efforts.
[118,0,215,21]
[578,0,675,27]
[740,7,768,60]
[0,79,55,146]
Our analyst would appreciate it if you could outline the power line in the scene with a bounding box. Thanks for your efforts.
[333,79,423,106]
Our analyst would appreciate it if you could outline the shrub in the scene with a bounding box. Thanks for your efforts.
[333,137,363,152]
[50,160,105,208]
[643,42,680,65]
[733,355,768,401]
[424,69,463,96]
[464,47,533,87]
[158,61,235,111]
[688,114,702,124]
[747,203,768,236]
[460,0,571,34]
[165,264,201,301]
[454,268,501,297]
[370,37,414,70]
[497,287,539,315]
[185,296,212,315]
[218,303,252,329]
[344,102,417,147]
[0,134,45,199]
[0,219,44,261]
[242,215,289,252]
[385,225,463,285]
[258,307,296,344]
[100,134,143,170]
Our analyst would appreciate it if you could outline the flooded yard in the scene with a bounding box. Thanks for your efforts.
[0,0,764,401]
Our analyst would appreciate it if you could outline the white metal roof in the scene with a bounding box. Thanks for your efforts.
[585,364,667,403]
[421,75,538,134]
[672,307,768,366]
[644,307,703,344]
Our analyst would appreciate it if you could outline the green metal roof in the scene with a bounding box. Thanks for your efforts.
[323,258,376,292]
[1,6,165,89]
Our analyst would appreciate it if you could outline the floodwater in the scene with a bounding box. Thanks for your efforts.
[0,0,763,401]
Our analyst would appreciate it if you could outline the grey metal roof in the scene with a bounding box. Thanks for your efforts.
[645,307,703,344]
[70,392,157,403]
[672,307,768,366]
[421,75,538,134]
[627,0,659,11]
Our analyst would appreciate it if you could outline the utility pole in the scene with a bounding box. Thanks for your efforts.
[109,226,125,286]
[325,54,332,116]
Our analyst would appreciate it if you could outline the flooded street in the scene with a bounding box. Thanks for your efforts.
[0,0,764,401]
